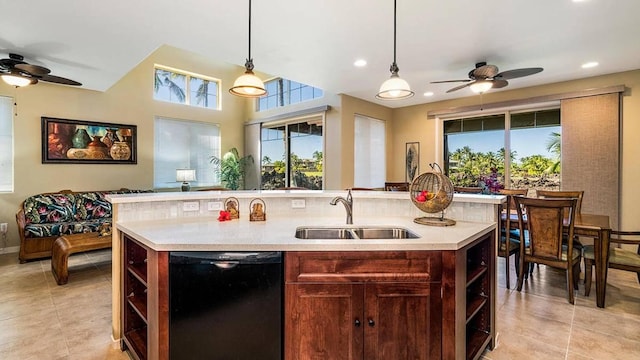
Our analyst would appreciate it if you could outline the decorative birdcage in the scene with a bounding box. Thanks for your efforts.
[409,163,456,226]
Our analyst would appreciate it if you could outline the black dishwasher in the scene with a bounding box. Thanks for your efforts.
[169,251,283,360]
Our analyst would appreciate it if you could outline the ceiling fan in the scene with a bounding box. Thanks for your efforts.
[431,62,543,94]
[0,53,82,87]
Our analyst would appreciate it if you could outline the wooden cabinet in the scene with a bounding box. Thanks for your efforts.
[441,231,495,360]
[286,232,495,360]
[121,234,169,360]
[285,251,442,360]
[464,234,494,360]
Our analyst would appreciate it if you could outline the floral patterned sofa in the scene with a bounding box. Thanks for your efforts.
[16,189,152,263]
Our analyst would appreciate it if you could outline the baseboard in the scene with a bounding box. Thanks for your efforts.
[0,246,19,254]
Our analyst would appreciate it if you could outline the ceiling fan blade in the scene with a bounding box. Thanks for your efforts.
[39,74,82,86]
[431,79,471,84]
[472,64,499,79]
[15,63,51,76]
[494,67,543,80]
[491,79,509,89]
[446,82,474,93]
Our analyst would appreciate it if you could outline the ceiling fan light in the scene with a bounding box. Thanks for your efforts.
[376,73,414,100]
[1,73,34,87]
[470,80,493,94]
[229,68,266,97]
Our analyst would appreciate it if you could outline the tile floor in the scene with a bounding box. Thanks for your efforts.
[0,249,639,359]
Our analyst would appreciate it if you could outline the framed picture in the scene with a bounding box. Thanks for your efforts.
[42,117,137,164]
[405,142,419,183]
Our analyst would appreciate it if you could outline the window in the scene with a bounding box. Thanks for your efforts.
[443,108,561,193]
[257,78,323,111]
[260,118,323,189]
[154,117,221,189]
[0,96,12,192]
[354,115,386,188]
[154,66,220,109]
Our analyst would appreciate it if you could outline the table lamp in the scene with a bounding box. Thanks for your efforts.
[176,169,196,192]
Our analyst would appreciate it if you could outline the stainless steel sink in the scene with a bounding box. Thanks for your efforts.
[294,226,420,240]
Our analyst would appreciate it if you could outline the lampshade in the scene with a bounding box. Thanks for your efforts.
[230,0,266,98]
[229,62,267,97]
[176,169,196,182]
[470,80,493,94]
[376,72,414,100]
[1,73,35,87]
[377,0,413,101]
[177,169,196,192]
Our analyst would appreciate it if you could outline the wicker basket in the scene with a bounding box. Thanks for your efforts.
[409,164,456,226]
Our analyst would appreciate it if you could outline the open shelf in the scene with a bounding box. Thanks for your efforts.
[466,327,491,360]
[466,294,488,323]
[123,235,148,360]
[123,327,147,360]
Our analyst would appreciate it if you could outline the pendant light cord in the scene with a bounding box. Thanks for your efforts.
[389,0,399,75]
[248,0,252,62]
[393,0,397,65]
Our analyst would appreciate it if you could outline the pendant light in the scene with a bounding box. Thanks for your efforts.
[230,0,267,97]
[376,0,414,100]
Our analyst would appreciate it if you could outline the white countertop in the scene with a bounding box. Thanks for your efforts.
[116,215,496,252]
[107,190,505,205]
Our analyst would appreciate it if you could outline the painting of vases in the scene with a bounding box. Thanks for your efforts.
[42,116,137,164]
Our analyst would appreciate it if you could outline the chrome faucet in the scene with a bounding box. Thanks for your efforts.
[330,189,353,224]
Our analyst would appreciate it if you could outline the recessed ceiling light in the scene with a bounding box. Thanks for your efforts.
[354,59,367,67]
[582,61,599,69]
[423,91,434,97]
[572,0,588,3]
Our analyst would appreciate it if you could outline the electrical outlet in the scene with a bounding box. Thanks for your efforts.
[207,201,223,211]
[0,223,7,234]
[182,202,200,212]
[291,199,306,209]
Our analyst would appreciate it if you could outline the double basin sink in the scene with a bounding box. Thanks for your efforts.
[295,226,420,240]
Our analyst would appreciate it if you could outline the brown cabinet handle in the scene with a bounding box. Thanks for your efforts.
[368,319,375,327]
[354,319,361,327]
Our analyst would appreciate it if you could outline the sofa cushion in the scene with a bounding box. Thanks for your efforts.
[23,193,78,224]
[24,218,111,238]
[74,192,112,221]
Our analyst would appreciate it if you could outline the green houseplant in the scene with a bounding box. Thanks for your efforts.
[209,148,254,190]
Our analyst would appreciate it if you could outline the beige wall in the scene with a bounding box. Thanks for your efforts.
[389,69,640,230]
[0,45,248,249]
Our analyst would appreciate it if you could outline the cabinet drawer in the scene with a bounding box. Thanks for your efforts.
[285,251,441,283]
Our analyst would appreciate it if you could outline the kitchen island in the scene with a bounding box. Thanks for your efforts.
[108,191,503,360]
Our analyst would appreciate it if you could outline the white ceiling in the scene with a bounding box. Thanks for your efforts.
[2,0,639,108]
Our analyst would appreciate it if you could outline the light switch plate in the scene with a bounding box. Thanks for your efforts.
[291,199,306,209]
[183,201,200,212]
[207,201,223,211]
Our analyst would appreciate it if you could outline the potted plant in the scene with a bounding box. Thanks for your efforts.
[209,148,254,190]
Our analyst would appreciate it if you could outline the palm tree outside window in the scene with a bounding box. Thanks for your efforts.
[154,66,220,110]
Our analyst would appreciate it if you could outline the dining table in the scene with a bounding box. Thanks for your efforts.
[503,212,611,308]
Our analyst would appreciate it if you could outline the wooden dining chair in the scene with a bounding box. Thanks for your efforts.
[583,230,640,296]
[514,196,581,304]
[497,189,528,288]
[536,190,586,270]
[384,182,409,191]
[453,186,483,194]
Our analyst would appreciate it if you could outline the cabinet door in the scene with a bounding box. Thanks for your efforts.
[364,283,442,360]
[285,283,364,360]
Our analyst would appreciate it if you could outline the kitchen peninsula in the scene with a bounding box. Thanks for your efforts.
[107,191,504,360]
